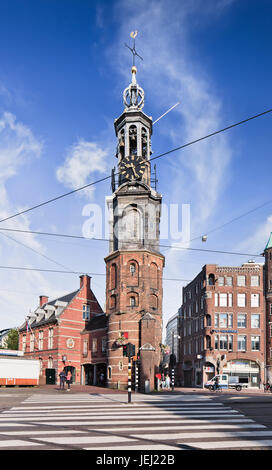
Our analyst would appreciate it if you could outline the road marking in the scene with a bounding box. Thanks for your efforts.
[35,436,136,445]
[131,430,272,440]
[0,430,86,436]
[96,423,266,432]
[0,440,43,448]
[84,444,183,450]
[181,440,272,449]
[3,405,225,414]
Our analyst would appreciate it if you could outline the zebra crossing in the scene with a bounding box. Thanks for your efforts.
[0,393,272,450]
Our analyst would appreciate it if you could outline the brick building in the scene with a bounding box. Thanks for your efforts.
[264,233,272,382]
[18,275,105,385]
[178,262,265,388]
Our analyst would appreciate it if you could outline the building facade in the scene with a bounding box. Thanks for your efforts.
[264,233,272,383]
[179,262,265,388]
[18,275,105,385]
[105,64,164,391]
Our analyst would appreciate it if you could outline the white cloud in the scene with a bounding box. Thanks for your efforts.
[56,139,109,200]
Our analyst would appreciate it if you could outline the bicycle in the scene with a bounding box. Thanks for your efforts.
[264,383,272,392]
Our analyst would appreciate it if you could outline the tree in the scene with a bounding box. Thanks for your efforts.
[6,329,19,350]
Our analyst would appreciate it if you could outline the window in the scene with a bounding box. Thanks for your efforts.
[228,314,233,328]
[228,335,233,351]
[237,293,246,307]
[130,263,136,274]
[107,366,112,380]
[30,333,34,352]
[218,277,224,286]
[102,337,107,353]
[219,313,228,328]
[251,293,260,308]
[251,336,260,351]
[237,275,246,286]
[219,293,227,307]
[110,295,117,309]
[214,335,219,349]
[83,304,90,320]
[83,339,88,356]
[48,357,53,369]
[251,275,260,287]
[92,338,97,353]
[238,314,247,328]
[214,314,219,328]
[130,296,136,307]
[48,328,53,349]
[22,335,26,352]
[238,335,247,351]
[251,314,260,329]
[219,335,228,350]
[228,293,233,307]
[226,277,233,286]
[38,331,43,350]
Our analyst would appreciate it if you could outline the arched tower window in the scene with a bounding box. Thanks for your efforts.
[119,129,125,160]
[150,262,158,289]
[149,293,158,311]
[110,263,117,290]
[122,206,143,241]
[128,260,139,287]
[129,125,137,156]
[141,127,148,158]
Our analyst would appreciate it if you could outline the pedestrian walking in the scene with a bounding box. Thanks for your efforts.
[161,373,165,390]
[66,370,72,391]
[99,372,105,386]
[214,376,219,391]
[165,374,171,390]
[59,369,66,390]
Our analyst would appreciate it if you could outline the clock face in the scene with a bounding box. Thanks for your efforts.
[120,155,146,180]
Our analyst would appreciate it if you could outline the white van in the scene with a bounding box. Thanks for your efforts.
[205,374,247,391]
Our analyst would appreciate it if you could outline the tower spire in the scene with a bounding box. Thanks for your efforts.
[123,32,145,111]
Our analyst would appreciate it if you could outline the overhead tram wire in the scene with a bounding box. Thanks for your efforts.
[0,226,263,257]
[0,264,191,282]
[0,107,271,225]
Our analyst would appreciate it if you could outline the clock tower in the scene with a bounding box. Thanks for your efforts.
[105,63,164,391]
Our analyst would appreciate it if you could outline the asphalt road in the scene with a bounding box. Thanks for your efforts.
[1,386,272,452]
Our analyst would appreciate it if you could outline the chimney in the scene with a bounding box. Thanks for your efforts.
[39,295,49,307]
[80,274,91,290]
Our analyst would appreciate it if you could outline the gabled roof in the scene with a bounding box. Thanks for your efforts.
[19,289,80,332]
[82,314,108,333]
[265,232,272,250]
[46,290,80,307]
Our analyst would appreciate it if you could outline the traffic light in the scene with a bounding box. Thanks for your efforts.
[123,343,135,358]
[128,343,135,357]
[123,344,128,357]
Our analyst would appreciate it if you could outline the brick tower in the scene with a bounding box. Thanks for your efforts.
[105,62,164,391]
[265,233,272,382]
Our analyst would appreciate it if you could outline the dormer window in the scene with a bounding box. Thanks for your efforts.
[83,304,90,320]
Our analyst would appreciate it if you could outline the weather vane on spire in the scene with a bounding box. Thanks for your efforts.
[125,31,143,67]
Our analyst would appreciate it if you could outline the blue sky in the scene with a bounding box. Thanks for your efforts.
[0,0,272,334]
